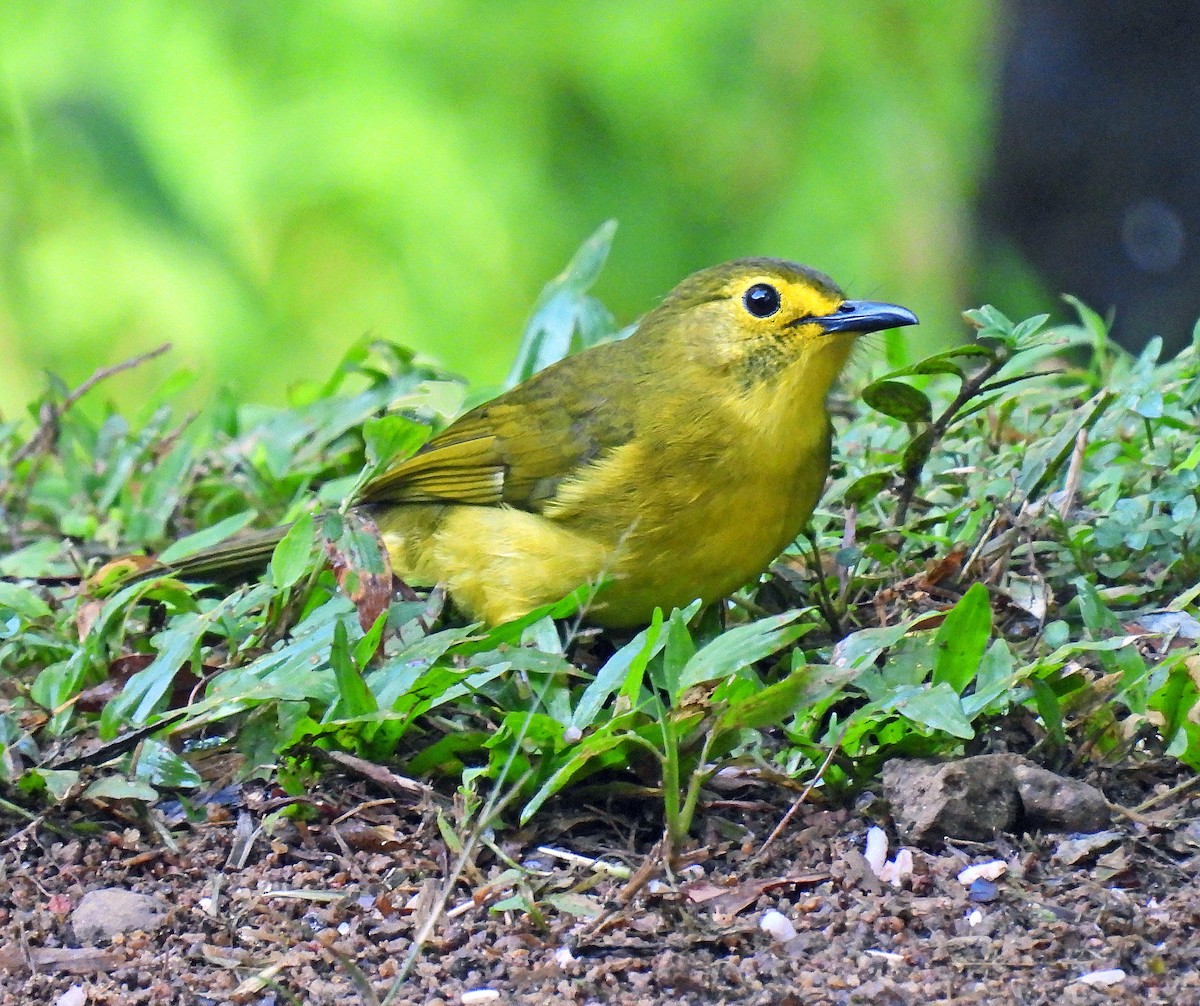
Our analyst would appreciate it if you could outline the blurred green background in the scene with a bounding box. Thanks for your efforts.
[0,1,994,418]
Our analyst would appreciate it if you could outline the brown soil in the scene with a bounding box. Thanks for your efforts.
[3,764,1199,1005]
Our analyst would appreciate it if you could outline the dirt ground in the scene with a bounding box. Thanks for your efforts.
[3,761,1199,1006]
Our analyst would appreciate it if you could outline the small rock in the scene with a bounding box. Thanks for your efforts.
[883,754,1112,845]
[1010,761,1110,832]
[967,879,1000,903]
[882,755,1020,844]
[1052,830,1124,865]
[70,888,170,944]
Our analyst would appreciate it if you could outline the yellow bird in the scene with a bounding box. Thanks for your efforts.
[166,259,916,627]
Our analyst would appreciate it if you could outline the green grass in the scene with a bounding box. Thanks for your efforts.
[2,226,1198,856]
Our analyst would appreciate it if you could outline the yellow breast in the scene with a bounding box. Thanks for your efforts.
[380,340,849,628]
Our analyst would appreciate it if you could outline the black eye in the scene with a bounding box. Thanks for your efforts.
[743,282,781,318]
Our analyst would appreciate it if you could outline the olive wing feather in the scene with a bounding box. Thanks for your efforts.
[354,344,639,512]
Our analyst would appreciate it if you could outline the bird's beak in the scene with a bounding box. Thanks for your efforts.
[813,300,919,335]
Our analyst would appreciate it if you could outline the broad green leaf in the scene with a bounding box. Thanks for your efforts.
[84,777,159,802]
[657,605,697,698]
[1073,577,1124,637]
[963,304,1016,344]
[1029,678,1066,748]
[1061,295,1107,348]
[676,611,809,693]
[0,582,52,621]
[889,682,974,738]
[1009,312,1052,348]
[520,711,643,822]
[505,220,619,386]
[21,768,79,801]
[367,625,479,708]
[571,613,664,731]
[134,738,202,788]
[101,610,213,731]
[831,621,914,671]
[862,380,933,423]
[842,471,892,507]
[902,427,936,478]
[363,413,428,469]
[932,582,992,694]
[270,511,316,589]
[326,620,378,719]
[961,639,1020,718]
[713,663,822,735]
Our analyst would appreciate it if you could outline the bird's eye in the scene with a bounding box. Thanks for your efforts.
[743,283,781,319]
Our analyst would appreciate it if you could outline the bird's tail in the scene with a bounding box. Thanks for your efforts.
[149,524,291,583]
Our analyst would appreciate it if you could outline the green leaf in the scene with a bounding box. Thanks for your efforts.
[963,304,1016,343]
[544,892,604,918]
[832,621,914,671]
[1009,312,1052,348]
[83,777,159,802]
[570,613,664,731]
[902,427,936,477]
[270,511,316,589]
[363,414,428,469]
[713,663,821,735]
[327,619,378,719]
[1061,295,1108,348]
[0,582,52,621]
[505,221,619,386]
[842,471,893,507]
[1073,577,1123,637]
[676,611,809,693]
[877,345,996,381]
[1029,678,1066,748]
[21,768,79,801]
[134,738,202,788]
[367,625,479,708]
[1150,661,1200,768]
[520,711,643,822]
[656,604,698,697]
[862,380,933,423]
[1175,442,1200,472]
[932,583,992,694]
[102,610,212,730]
[961,639,1019,718]
[890,682,974,738]
[158,510,258,565]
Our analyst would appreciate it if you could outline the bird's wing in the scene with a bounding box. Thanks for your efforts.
[355,343,638,512]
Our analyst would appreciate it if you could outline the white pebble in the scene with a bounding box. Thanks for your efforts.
[957,860,1007,885]
[1073,968,1126,987]
[760,909,797,942]
[461,991,502,1004]
[863,826,888,876]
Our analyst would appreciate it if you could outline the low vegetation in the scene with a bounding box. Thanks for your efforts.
[2,227,1197,857]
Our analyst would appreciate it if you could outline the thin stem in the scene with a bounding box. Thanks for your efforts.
[892,350,1010,527]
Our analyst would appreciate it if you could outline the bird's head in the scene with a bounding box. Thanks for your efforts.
[647,258,918,389]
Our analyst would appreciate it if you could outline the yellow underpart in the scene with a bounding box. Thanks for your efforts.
[376,327,855,628]
[379,504,613,626]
